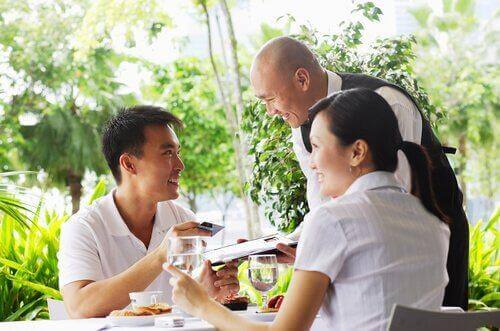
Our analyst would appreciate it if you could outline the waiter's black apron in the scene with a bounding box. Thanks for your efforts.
[300,73,469,310]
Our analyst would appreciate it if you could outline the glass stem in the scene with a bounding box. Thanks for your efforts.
[261,292,268,309]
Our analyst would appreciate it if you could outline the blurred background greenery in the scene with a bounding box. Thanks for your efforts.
[0,0,498,320]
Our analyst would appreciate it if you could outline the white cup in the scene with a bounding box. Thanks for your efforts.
[129,291,164,309]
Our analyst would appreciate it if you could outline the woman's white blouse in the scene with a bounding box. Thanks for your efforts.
[294,171,450,331]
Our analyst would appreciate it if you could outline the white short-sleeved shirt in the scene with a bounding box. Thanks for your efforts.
[294,171,450,331]
[57,189,196,302]
[290,70,422,212]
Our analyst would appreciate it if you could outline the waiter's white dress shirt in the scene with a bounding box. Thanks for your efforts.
[294,171,450,331]
[58,189,196,302]
[291,70,422,212]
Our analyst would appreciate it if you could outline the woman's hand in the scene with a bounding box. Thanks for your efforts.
[275,243,296,264]
[165,264,213,316]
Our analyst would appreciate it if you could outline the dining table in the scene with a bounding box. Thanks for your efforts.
[0,306,328,331]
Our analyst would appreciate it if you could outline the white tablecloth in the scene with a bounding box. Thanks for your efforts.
[0,308,328,331]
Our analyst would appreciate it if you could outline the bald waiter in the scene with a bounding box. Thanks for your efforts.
[250,36,469,310]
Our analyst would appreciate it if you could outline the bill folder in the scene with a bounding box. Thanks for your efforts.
[203,234,298,266]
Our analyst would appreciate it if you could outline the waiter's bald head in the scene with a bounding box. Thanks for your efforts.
[250,36,327,128]
[251,36,323,78]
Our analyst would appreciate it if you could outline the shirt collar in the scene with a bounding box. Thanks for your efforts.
[327,70,342,95]
[98,189,130,237]
[344,171,406,196]
[100,189,170,237]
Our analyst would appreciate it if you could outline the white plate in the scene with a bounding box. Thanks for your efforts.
[106,312,172,327]
[251,311,278,322]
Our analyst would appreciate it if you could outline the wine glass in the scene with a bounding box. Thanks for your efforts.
[166,236,204,276]
[248,254,278,309]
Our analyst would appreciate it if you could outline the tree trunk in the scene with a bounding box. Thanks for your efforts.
[187,192,198,213]
[199,0,260,238]
[219,0,245,127]
[67,170,83,214]
[214,11,232,94]
[211,190,235,245]
[218,0,262,237]
[458,134,467,206]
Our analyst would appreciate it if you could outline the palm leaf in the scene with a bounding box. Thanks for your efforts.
[87,178,107,205]
[2,272,61,299]
[479,292,500,304]
[0,258,34,275]
[5,295,48,322]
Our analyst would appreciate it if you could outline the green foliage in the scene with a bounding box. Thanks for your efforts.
[145,58,237,211]
[0,172,37,227]
[0,177,108,321]
[0,0,135,211]
[410,0,499,198]
[0,207,66,321]
[243,1,438,232]
[468,207,500,310]
[87,178,108,205]
[243,102,308,233]
[76,0,172,58]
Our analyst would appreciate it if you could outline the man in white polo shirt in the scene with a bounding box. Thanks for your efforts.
[249,37,468,309]
[58,106,239,318]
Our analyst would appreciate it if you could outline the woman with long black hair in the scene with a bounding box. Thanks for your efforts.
[165,88,451,331]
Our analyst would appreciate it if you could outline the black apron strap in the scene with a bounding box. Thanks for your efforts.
[442,146,457,155]
[300,121,313,153]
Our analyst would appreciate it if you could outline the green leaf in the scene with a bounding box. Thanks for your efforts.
[5,295,48,322]
[0,258,34,275]
[3,272,61,299]
[87,178,108,205]
[479,292,500,304]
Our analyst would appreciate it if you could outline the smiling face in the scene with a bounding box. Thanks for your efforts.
[123,125,184,202]
[250,64,311,128]
[309,112,355,198]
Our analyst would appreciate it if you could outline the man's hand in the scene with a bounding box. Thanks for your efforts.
[197,260,239,301]
[275,243,296,264]
[157,221,211,264]
[237,238,296,264]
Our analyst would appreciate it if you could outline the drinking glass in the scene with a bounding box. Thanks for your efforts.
[248,254,278,309]
[167,236,204,276]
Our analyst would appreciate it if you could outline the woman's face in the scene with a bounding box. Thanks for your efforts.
[309,112,356,198]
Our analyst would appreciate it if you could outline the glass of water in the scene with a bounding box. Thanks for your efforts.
[167,236,204,276]
[248,254,278,309]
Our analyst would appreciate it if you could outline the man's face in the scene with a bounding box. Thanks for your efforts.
[250,65,309,128]
[131,125,184,202]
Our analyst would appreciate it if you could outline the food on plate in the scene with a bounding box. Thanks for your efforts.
[108,303,172,317]
[220,294,249,311]
[259,307,279,313]
[109,309,136,317]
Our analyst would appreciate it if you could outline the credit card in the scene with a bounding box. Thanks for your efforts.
[197,222,225,236]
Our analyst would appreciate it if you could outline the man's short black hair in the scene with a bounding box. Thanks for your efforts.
[102,105,183,183]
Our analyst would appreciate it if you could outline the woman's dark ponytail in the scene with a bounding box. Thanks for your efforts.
[400,141,451,224]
